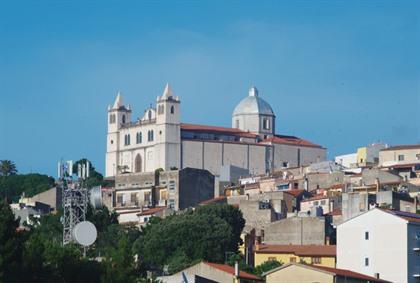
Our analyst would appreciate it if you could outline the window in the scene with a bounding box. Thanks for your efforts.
[109,114,116,124]
[398,154,404,161]
[365,257,369,266]
[320,200,326,205]
[148,130,154,142]
[311,257,321,264]
[170,105,175,114]
[282,162,289,168]
[263,118,270,130]
[136,132,142,144]
[365,231,369,240]
[122,114,126,124]
[314,201,319,206]
[290,257,297,263]
[124,134,131,146]
[117,195,123,205]
[158,105,164,115]
[169,180,176,191]
[134,154,142,173]
[268,257,277,261]
[235,119,239,129]
[148,110,152,120]
[130,193,137,204]
[416,153,420,160]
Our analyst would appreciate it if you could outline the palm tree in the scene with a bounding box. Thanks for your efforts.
[0,160,18,177]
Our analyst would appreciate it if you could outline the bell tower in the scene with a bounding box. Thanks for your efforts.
[155,83,181,171]
[106,92,132,177]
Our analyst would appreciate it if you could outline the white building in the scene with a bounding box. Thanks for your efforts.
[337,208,420,283]
[106,84,327,178]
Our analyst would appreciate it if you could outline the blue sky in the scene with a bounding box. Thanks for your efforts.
[0,0,419,176]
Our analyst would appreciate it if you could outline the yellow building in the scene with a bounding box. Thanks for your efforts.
[263,263,390,283]
[254,244,336,268]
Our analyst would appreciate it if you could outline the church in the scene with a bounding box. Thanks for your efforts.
[106,84,326,178]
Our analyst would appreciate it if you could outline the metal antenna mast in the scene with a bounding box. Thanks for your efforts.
[59,160,90,245]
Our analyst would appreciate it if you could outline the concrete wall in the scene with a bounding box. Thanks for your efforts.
[239,199,277,231]
[181,140,267,177]
[272,144,326,170]
[306,172,344,191]
[264,217,326,245]
[341,193,374,222]
[337,208,410,283]
[29,187,62,211]
[265,264,334,283]
[178,168,214,210]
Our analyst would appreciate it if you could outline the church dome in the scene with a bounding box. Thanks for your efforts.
[232,87,275,117]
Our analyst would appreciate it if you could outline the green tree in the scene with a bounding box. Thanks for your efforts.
[254,260,282,276]
[73,159,113,188]
[0,160,18,177]
[137,204,245,274]
[0,173,55,202]
[0,200,24,283]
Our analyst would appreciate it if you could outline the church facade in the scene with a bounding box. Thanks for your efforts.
[106,84,326,178]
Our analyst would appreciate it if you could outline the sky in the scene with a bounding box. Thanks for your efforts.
[0,0,419,177]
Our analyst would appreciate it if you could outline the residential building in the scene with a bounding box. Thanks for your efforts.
[335,153,358,168]
[158,261,262,283]
[136,206,173,226]
[263,263,390,283]
[106,85,326,178]
[254,244,336,268]
[337,208,420,283]
[18,187,62,212]
[379,144,420,167]
[357,143,387,166]
[114,167,214,223]
[300,194,342,215]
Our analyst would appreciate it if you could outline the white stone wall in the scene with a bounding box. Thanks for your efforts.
[337,209,409,283]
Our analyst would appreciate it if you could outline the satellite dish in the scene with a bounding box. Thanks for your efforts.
[89,186,103,209]
[72,221,97,246]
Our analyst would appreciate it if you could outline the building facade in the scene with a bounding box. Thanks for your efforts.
[106,84,326,178]
[337,208,420,283]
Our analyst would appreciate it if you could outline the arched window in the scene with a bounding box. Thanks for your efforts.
[235,119,239,129]
[170,105,175,114]
[134,154,142,173]
[124,134,130,146]
[136,132,142,144]
[147,130,154,142]
[263,118,270,130]
[122,114,126,124]
[148,110,152,120]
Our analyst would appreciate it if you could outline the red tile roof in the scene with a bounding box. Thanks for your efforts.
[204,262,262,281]
[256,244,336,257]
[199,196,227,205]
[181,123,257,138]
[380,144,420,151]
[136,207,166,216]
[283,189,306,197]
[261,135,323,148]
[306,264,390,282]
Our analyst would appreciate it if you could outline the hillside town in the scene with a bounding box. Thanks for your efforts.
[5,85,419,283]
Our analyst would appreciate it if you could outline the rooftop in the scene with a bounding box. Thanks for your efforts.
[256,244,336,257]
[380,144,420,151]
[136,207,166,216]
[283,189,306,197]
[261,135,323,148]
[264,263,390,282]
[204,262,262,281]
[181,123,257,139]
[198,196,227,205]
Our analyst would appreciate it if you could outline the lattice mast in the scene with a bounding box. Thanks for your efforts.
[59,160,90,245]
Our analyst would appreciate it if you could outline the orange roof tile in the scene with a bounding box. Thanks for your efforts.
[261,135,323,148]
[283,189,306,197]
[256,244,336,257]
[204,262,262,281]
[199,196,227,205]
[307,264,390,282]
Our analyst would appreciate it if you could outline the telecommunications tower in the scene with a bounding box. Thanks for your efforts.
[58,160,91,245]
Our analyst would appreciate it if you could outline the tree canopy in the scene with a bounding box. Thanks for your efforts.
[0,160,18,177]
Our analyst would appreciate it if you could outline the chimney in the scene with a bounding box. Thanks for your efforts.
[234,261,239,278]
